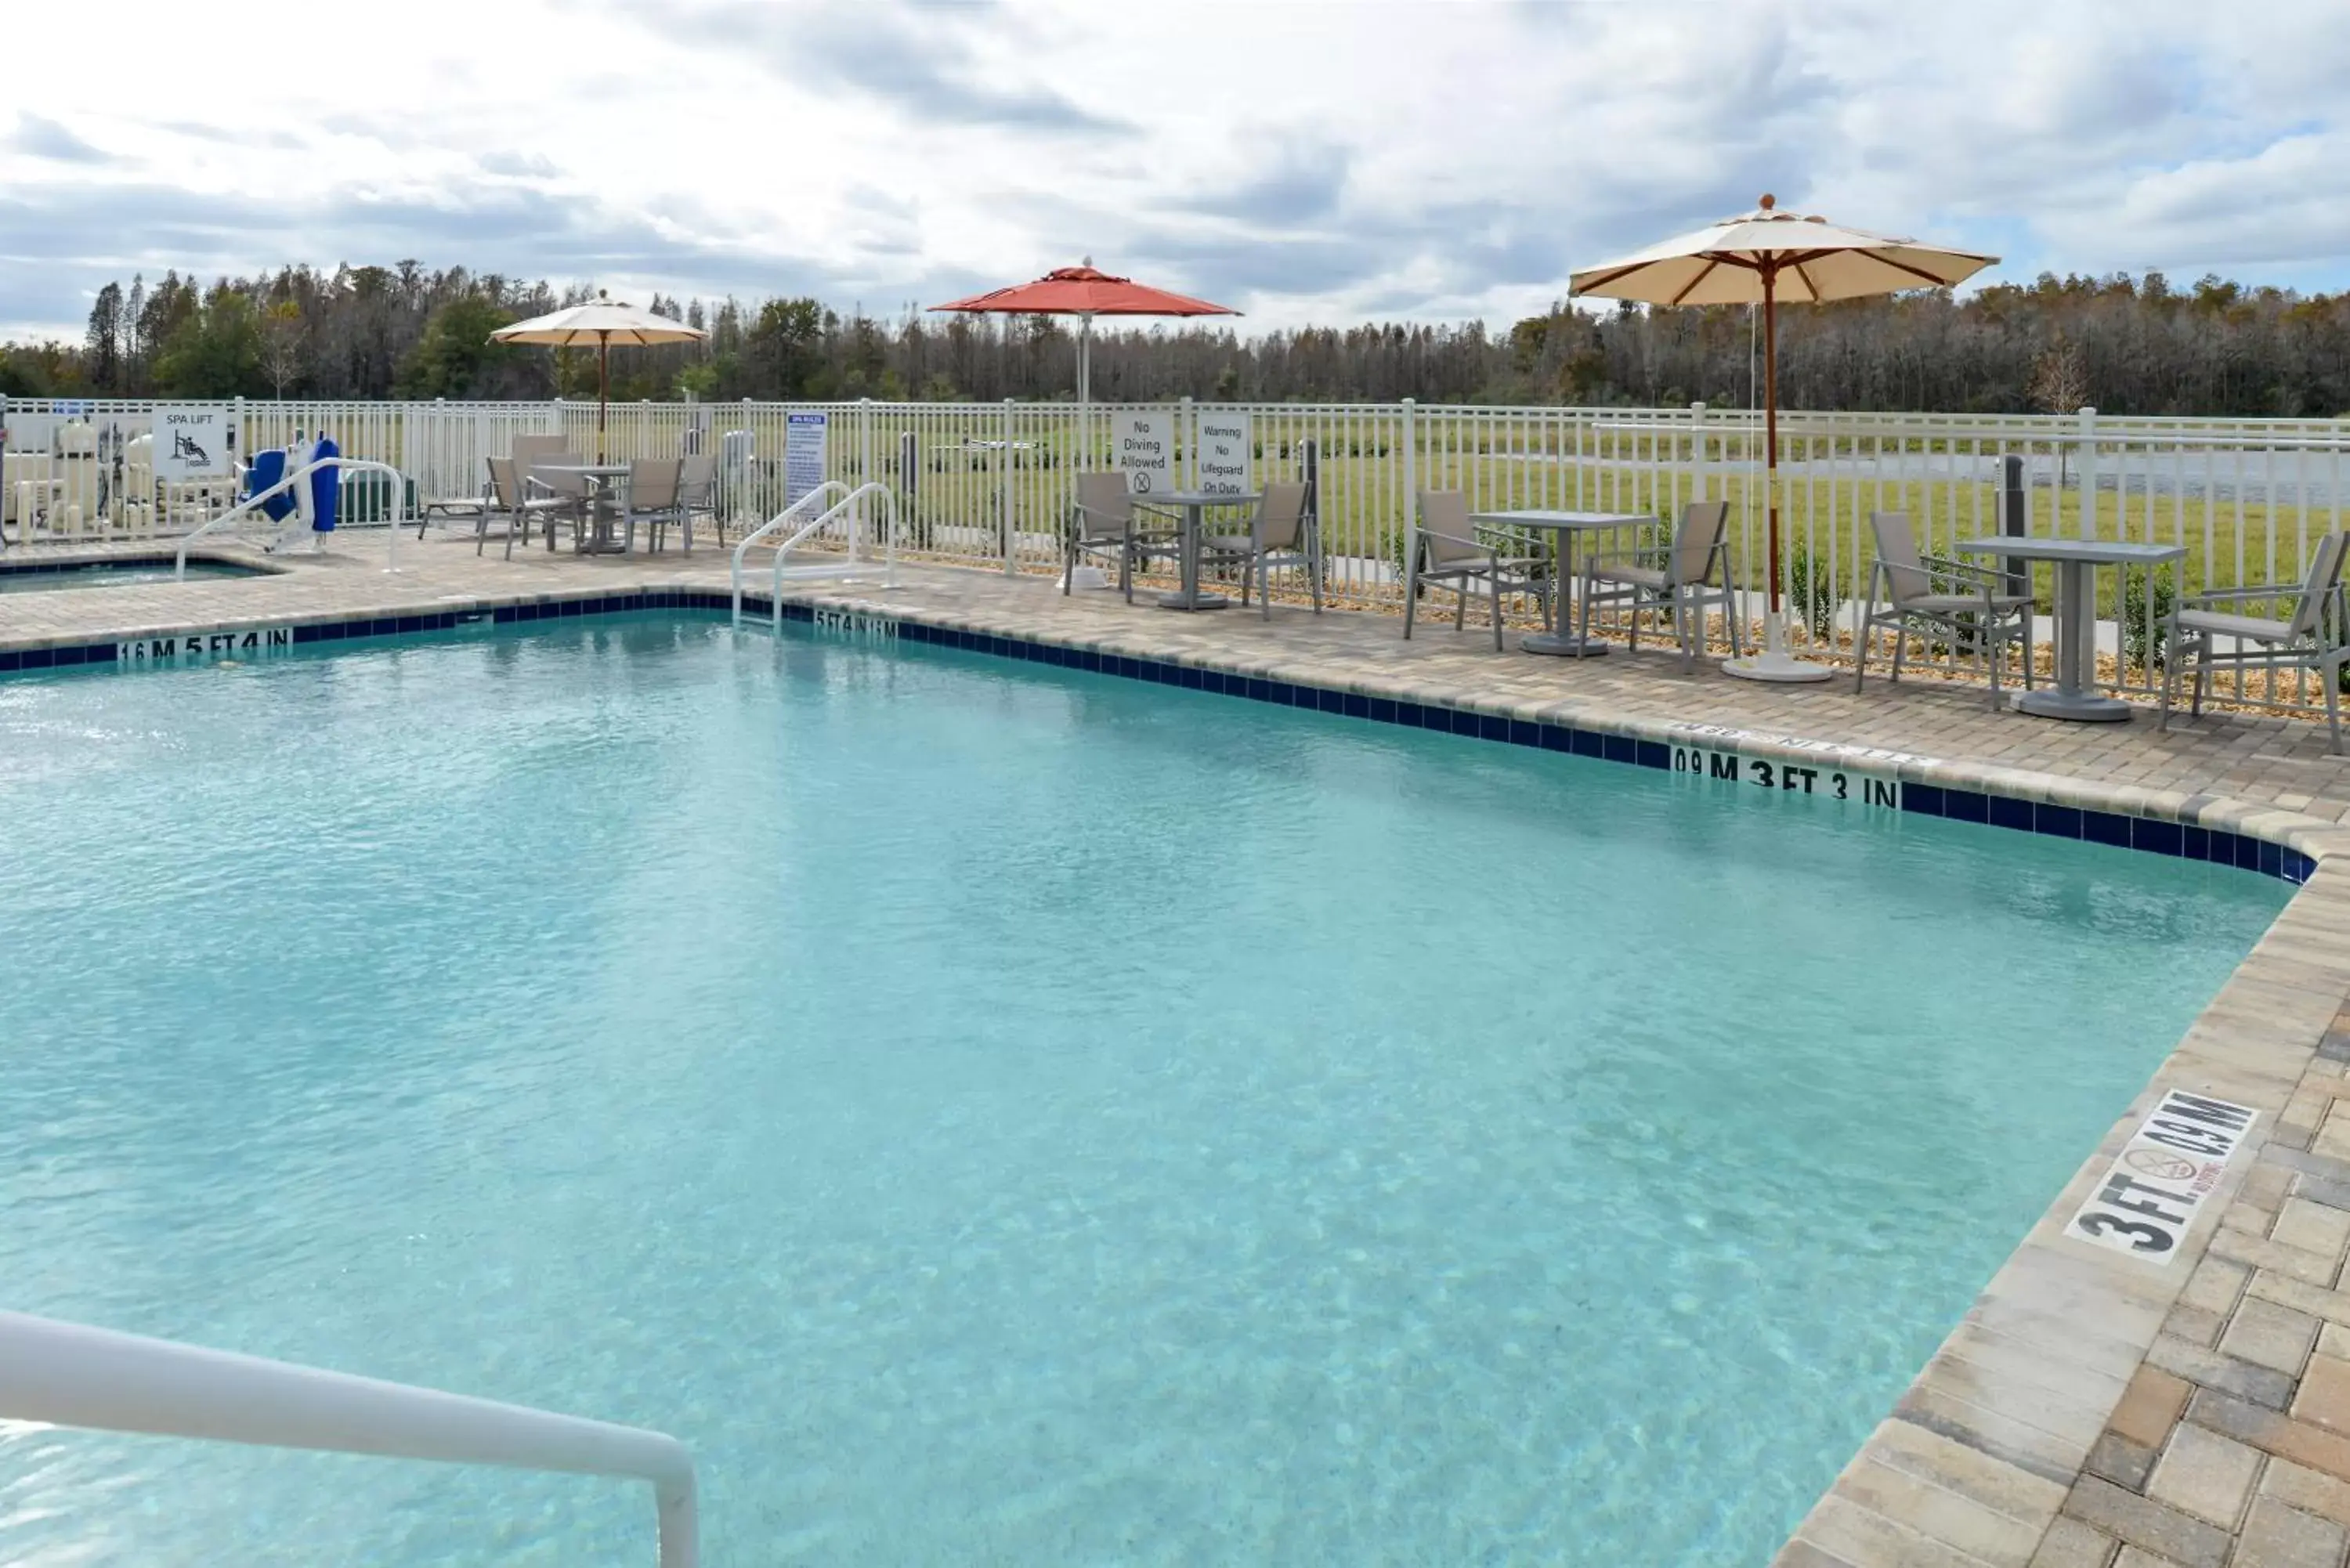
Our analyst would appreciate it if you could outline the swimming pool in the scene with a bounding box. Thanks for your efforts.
[0,555,267,592]
[0,615,2288,1566]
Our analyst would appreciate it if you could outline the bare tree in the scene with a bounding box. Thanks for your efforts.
[258,299,306,399]
[2029,337,2090,488]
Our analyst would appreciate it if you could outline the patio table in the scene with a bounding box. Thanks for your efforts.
[1469,508,1651,656]
[533,463,633,555]
[1954,536,2185,721]
[1146,489,1261,611]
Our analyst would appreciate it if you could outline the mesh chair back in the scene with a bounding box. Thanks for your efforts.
[1870,511,1932,604]
[2290,532,2350,639]
[1672,500,1730,584]
[487,456,522,508]
[533,453,588,499]
[511,435,569,470]
[679,453,715,499]
[1256,482,1307,549]
[1075,471,1133,537]
[629,457,682,509]
[1418,490,1478,564]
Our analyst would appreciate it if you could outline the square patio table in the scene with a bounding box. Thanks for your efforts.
[1469,508,1651,656]
[1954,536,2186,721]
[1144,489,1261,611]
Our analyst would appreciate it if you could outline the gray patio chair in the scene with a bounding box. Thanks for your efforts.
[1065,471,1179,602]
[1404,490,1549,651]
[509,435,570,471]
[1854,510,2036,710]
[484,456,565,559]
[2160,530,2349,753]
[626,457,687,554]
[1576,499,1738,668]
[1197,480,1322,619]
[679,453,718,544]
[527,452,591,552]
[416,486,489,540]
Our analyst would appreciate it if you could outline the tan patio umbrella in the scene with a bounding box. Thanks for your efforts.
[1571,196,1997,681]
[490,291,708,461]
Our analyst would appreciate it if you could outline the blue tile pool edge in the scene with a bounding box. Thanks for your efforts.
[2,585,2330,888]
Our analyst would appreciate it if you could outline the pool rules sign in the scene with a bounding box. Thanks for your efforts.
[153,403,237,482]
[2065,1089,2257,1263]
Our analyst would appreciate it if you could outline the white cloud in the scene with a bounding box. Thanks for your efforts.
[2,0,2346,339]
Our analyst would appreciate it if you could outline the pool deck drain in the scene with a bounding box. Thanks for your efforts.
[9,533,2350,1568]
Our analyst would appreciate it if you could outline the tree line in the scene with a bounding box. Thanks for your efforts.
[2,260,2348,418]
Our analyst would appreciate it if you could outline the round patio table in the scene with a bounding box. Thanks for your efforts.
[533,463,633,555]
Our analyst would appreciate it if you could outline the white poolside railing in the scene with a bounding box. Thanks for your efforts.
[0,1307,696,1565]
[7,394,2347,710]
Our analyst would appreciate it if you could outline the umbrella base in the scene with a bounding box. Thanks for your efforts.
[1723,650,1836,684]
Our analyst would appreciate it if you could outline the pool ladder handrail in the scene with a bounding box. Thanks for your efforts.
[175,457,415,579]
[0,1308,697,1565]
[729,481,899,629]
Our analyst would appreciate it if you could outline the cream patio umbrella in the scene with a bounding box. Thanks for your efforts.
[1571,196,1998,681]
[490,291,708,461]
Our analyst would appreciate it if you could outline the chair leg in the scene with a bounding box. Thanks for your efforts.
[2191,652,2209,718]
[1491,576,1504,652]
[1260,558,1272,622]
[1889,625,1907,685]
[2158,646,2177,732]
[1986,623,2004,712]
[2324,662,2342,754]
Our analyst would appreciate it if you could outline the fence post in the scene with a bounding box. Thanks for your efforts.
[2001,453,2029,598]
[1690,400,1708,502]
[1401,398,1418,598]
[859,398,873,566]
[2075,405,2099,538]
[1000,398,1015,576]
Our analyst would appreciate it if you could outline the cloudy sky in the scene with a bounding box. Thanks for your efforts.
[4,0,2347,340]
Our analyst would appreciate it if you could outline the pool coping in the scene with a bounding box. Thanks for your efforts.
[9,573,2350,1567]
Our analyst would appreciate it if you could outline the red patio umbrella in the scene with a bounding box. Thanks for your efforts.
[930,261,1239,464]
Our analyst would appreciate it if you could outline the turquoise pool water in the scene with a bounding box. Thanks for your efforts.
[0,557,264,592]
[0,616,2288,1566]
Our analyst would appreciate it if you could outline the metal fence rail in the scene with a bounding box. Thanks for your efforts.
[7,394,2346,712]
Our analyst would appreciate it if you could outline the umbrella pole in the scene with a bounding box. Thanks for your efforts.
[1723,266,1833,683]
[598,332,609,464]
[1078,314,1092,471]
[1764,281,1779,616]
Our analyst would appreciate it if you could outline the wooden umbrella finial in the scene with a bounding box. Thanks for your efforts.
[1758,193,1775,211]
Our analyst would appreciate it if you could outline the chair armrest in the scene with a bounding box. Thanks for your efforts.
[2182,581,2304,606]
[1579,543,1669,569]
[1918,555,2022,593]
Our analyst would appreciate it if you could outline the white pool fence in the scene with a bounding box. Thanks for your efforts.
[5,395,2346,712]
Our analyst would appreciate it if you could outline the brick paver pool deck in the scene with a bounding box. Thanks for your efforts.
[9,532,2350,1568]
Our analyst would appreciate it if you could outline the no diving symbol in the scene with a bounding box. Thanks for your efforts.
[2122,1147,2199,1183]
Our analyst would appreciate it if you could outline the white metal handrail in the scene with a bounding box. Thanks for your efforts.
[729,481,850,626]
[174,457,414,579]
[729,481,899,628]
[766,482,899,630]
[0,1308,696,1566]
